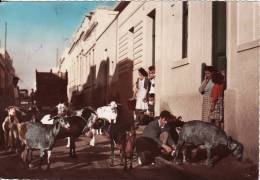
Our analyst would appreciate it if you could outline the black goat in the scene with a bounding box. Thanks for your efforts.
[108,122,135,169]
[58,107,97,157]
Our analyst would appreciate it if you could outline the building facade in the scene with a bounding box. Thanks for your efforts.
[0,48,16,110]
[59,2,259,164]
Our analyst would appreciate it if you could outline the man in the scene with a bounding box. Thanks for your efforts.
[141,66,156,125]
[148,66,155,95]
[136,110,176,165]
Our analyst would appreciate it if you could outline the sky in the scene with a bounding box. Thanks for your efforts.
[0,1,117,89]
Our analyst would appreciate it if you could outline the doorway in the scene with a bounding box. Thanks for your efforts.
[212,1,227,128]
[212,1,227,76]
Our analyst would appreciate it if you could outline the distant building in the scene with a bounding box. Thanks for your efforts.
[60,2,259,164]
[0,48,17,109]
[35,70,68,112]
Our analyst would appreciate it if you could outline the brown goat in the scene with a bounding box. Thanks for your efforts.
[120,127,136,171]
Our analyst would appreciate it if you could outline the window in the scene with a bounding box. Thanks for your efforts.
[182,1,188,59]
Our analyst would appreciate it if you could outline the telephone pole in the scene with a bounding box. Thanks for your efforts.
[4,22,7,60]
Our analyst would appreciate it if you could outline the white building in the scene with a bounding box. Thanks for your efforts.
[59,1,259,164]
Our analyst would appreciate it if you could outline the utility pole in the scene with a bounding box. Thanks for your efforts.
[4,22,7,60]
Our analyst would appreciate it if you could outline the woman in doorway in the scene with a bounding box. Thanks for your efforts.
[132,68,149,127]
[209,71,224,129]
[199,66,215,122]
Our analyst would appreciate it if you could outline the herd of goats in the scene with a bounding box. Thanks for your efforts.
[1,101,244,171]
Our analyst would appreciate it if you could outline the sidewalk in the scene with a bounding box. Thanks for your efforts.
[155,152,258,180]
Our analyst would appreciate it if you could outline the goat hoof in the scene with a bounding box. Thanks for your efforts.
[175,160,183,165]
[28,163,33,169]
[205,161,214,167]
[206,163,214,168]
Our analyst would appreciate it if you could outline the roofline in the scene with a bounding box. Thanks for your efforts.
[114,1,130,12]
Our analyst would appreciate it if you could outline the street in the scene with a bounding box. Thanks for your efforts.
[0,134,257,180]
[0,2,259,179]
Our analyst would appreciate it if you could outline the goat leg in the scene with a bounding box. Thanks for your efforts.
[175,140,184,165]
[72,139,77,158]
[205,145,213,167]
[47,150,51,170]
[110,140,115,167]
[4,131,9,151]
[28,149,34,168]
[119,150,124,165]
[129,154,133,170]
[69,137,73,157]
[38,150,45,170]
[123,154,127,171]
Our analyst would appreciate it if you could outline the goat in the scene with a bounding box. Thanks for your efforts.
[84,101,119,147]
[174,120,243,167]
[2,106,22,152]
[120,126,136,170]
[41,107,98,157]
[95,101,119,134]
[17,117,69,170]
[108,122,135,169]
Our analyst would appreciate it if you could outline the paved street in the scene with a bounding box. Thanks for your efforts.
[0,134,257,180]
[0,2,259,180]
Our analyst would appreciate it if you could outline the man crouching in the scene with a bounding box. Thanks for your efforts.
[136,110,176,165]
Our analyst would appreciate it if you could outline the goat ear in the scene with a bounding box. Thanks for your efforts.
[55,121,59,128]
[228,136,233,142]
[176,127,182,134]
[177,116,182,121]
[227,136,233,147]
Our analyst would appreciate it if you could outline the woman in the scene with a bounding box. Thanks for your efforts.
[132,68,149,127]
[199,66,215,122]
[209,71,224,128]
